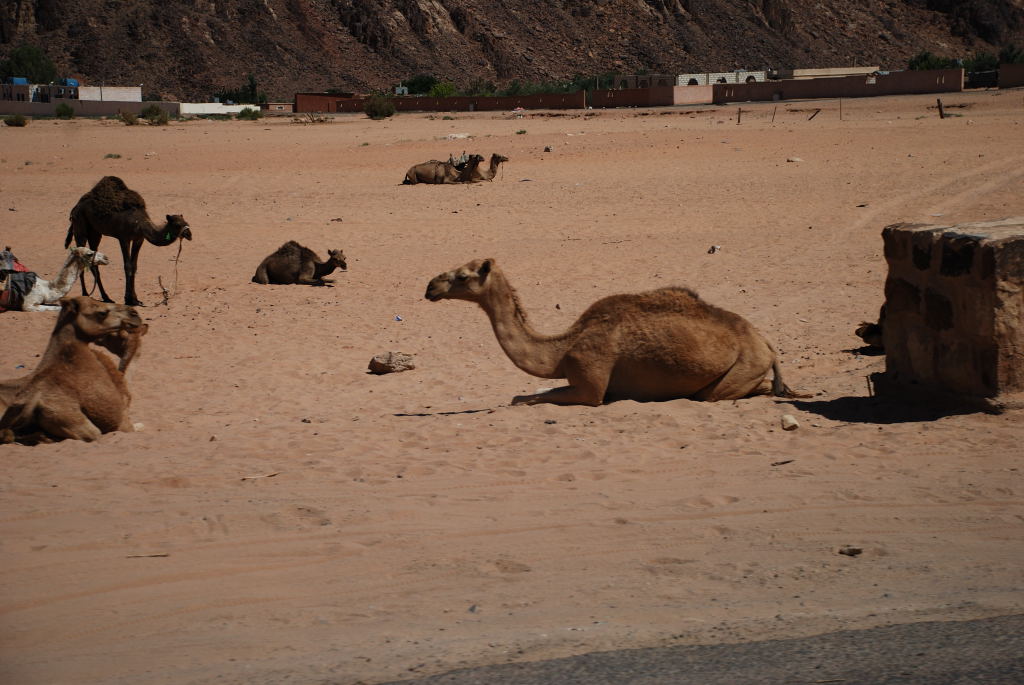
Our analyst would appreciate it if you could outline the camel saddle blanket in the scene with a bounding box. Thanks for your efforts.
[0,270,36,312]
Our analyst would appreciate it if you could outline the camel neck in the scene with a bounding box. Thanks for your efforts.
[477,270,569,379]
[141,218,176,246]
[50,253,84,294]
[41,319,92,368]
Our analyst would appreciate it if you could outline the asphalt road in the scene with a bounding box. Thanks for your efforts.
[383,614,1024,685]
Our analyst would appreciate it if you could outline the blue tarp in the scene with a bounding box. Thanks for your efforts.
[7,77,29,85]
[60,77,79,87]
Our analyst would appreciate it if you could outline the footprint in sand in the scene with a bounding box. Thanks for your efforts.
[683,495,740,509]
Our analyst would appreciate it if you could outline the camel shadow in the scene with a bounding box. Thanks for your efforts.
[786,395,978,425]
[394,408,496,417]
[843,345,884,357]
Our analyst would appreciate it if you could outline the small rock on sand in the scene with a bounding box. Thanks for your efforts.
[781,414,799,431]
[368,352,416,374]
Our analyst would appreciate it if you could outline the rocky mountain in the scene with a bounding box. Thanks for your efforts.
[2,0,1022,101]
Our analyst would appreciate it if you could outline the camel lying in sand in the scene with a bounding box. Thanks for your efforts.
[402,155,484,184]
[462,153,509,182]
[0,296,145,444]
[252,241,347,285]
[425,258,800,406]
[1,247,109,312]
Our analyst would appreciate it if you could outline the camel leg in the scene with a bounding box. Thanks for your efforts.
[121,239,144,305]
[82,231,114,301]
[512,357,610,407]
[693,355,772,402]
[123,238,144,306]
[296,264,326,286]
[36,403,104,442]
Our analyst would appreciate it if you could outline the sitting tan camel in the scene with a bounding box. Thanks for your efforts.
[425,258,800,406]
[252,241,347,285]
[0,321,147,417]
[0,296,144,444]
[464,153,509,182]
[403,159,460,185]
[403,154,484,184]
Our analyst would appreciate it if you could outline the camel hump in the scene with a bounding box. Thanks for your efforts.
[274,240,313,258]
[81,176,147,217]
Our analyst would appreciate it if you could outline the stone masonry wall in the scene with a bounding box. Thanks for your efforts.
[880,218,1024,405]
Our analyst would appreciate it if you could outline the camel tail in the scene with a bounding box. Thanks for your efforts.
[64,222,74,249]
[766,340,811,398]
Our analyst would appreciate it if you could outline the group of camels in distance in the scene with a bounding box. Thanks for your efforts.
[403,151,510,184]
[0,169,804,444]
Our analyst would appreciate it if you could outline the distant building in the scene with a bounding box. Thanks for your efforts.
[78,85,142,102]
[677,70,766,86]
[261,102,294,113]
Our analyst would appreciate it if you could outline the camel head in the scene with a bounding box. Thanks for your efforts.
[491,153,509,164]
[425,258,495,302]
[57,296,143,340]
[69,246,110,267]
[160,214,193,245]
[328,249,347,271]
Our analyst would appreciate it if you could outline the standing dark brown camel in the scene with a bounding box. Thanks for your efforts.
[65,176,193,306]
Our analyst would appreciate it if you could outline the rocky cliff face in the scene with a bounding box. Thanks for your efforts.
[1,0,1022,101]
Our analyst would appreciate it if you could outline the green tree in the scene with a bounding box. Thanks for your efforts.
[908,51,958,71]
[0,44,58,83]
[999,44,1024,64]
[964,51,998,72]
[401,74,439,95]
[427,81,457,97]
[214,74,266,104]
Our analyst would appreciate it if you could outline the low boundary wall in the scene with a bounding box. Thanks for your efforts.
[1000,64,1024,89]
[295,91,585,113]
[0,99,179,117]
[713,69,963,104]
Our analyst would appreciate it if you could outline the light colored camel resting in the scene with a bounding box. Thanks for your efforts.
[0,296,144,444]
[252,241,347,285]
[425,258,801,406]
[65,175,192,306]
[16,247,109,312]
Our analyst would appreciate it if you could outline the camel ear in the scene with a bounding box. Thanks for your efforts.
[478,259,492,279]
[58,296,79,313]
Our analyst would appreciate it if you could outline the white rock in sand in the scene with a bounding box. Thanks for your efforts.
[781,414,799,431]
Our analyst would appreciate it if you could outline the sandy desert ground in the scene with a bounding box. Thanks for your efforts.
[1,90,1022,684]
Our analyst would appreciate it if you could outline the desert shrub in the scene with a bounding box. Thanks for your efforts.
[104,153,122,159]
[364,95,396,120]
[3,114,28,127]
[236,106,262,120]
[515,129,526,135]
[119,111,139,125]
[141,104,169,125]
[55,102,75,119]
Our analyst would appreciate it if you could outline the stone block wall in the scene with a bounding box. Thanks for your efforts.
[879,218,1024,408]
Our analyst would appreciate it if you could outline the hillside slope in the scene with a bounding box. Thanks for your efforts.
[1,0,1022,101]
